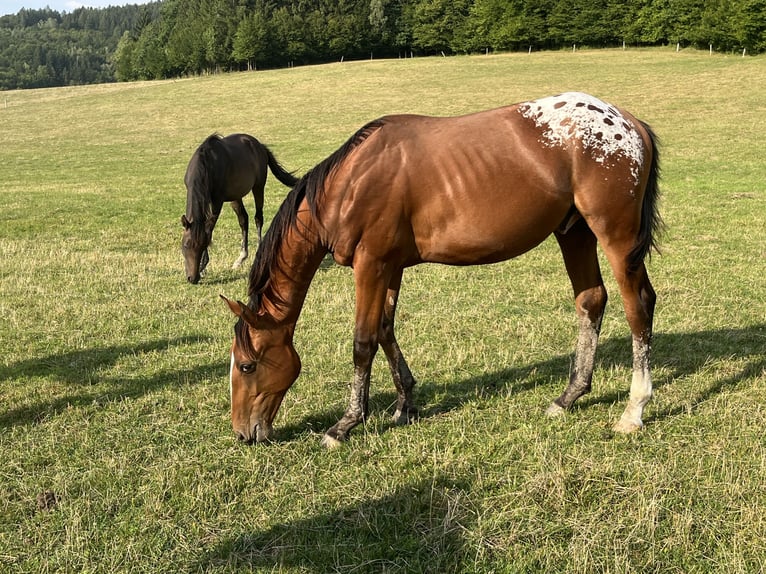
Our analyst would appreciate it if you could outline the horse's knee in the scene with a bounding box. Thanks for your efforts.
[576,284,607,323]
[378,316,395,345]
[353,337,378,367]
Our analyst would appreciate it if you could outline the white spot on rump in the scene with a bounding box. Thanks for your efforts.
[519,92,644,182]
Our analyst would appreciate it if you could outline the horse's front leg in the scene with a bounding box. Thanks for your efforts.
[230,199,249,269]
[200,206,222,275]
[322,260,391,448]
[379,268,418,425]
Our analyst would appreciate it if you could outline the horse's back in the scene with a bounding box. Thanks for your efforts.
[219,134,267,199]
[322,94,653,267]
[322,106,574,265]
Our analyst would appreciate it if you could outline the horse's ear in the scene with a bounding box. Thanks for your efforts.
[220,295,258,326]
[181,214,191,229]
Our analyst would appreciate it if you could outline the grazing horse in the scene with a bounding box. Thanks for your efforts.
[181,133,298,284]
[222,92,662,446]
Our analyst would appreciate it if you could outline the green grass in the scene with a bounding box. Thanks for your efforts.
[1,47,765,573]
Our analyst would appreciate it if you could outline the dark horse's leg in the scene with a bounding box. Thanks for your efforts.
[252,184,265,245]
[200,204,222,276]
[230,199,249,269]
[379,268,418,425]
[322,258,393,448]
[547,218,608,416]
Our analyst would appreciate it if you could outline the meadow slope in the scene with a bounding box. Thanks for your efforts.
[1,48,765,573]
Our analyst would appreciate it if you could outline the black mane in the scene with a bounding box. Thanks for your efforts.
[244,119,387,310]
[187,133,224,224]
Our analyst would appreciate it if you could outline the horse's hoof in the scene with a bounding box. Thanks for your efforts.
[392,408,418,425]
[321,434,344,449]
[545,402,566,418]
[232,251,248,269]
[612,417,643,434]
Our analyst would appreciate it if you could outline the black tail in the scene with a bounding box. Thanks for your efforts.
[265,146,299,188]
[627,121,664,272]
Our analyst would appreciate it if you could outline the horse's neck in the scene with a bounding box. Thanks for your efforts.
[259,219,328,326]
[186,170,212,223]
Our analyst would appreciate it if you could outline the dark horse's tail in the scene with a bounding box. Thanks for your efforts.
[627,121,663,273]
[265,146,300,188]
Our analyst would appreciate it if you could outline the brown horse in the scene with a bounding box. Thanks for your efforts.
[181,133,298,284]
[222,92,662,446]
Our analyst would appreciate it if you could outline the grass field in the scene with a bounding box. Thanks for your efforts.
[1,48,765,573]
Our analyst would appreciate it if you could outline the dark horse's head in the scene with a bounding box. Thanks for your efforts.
[181,138,219,284]
[180,214,211,284]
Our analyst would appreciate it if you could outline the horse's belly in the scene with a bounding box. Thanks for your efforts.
[413,199,568,265]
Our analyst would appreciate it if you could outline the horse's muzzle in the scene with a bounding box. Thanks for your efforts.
[236,422,273,444]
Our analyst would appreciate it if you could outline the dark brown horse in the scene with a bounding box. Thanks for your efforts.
[222,92,662,446]
[181,133,298,284]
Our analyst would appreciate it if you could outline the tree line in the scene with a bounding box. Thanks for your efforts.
[0,4,161,89]
[1,0,764,89]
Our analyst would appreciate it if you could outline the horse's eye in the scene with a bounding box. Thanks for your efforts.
[239,362,256,374]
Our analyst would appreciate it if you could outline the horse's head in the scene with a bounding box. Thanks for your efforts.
[221,295,301,443]
[180,215,211,283]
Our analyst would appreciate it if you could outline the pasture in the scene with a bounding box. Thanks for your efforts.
[1,48,764,573]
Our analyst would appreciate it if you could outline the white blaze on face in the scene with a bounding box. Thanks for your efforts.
[229,352,235,405]
[519,92,644,183]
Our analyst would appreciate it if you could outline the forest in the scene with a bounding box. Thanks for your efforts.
[1,0,764,89]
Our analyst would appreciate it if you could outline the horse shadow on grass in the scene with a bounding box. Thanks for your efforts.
[0,335,218,428]
[192,325,764,572]
[274,323,766,442]
[195,474,474,573]
[583,323,766,425]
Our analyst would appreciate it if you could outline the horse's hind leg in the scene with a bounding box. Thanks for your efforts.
[591,228,656,433]
[609,260,656,433]
[379,268,418,425]
[547,219,608,416]
[253,185,265,244]
[230,199,249,269]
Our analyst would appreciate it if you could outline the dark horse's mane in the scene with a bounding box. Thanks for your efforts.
[188,134,225,224]
[187,133,223,248]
